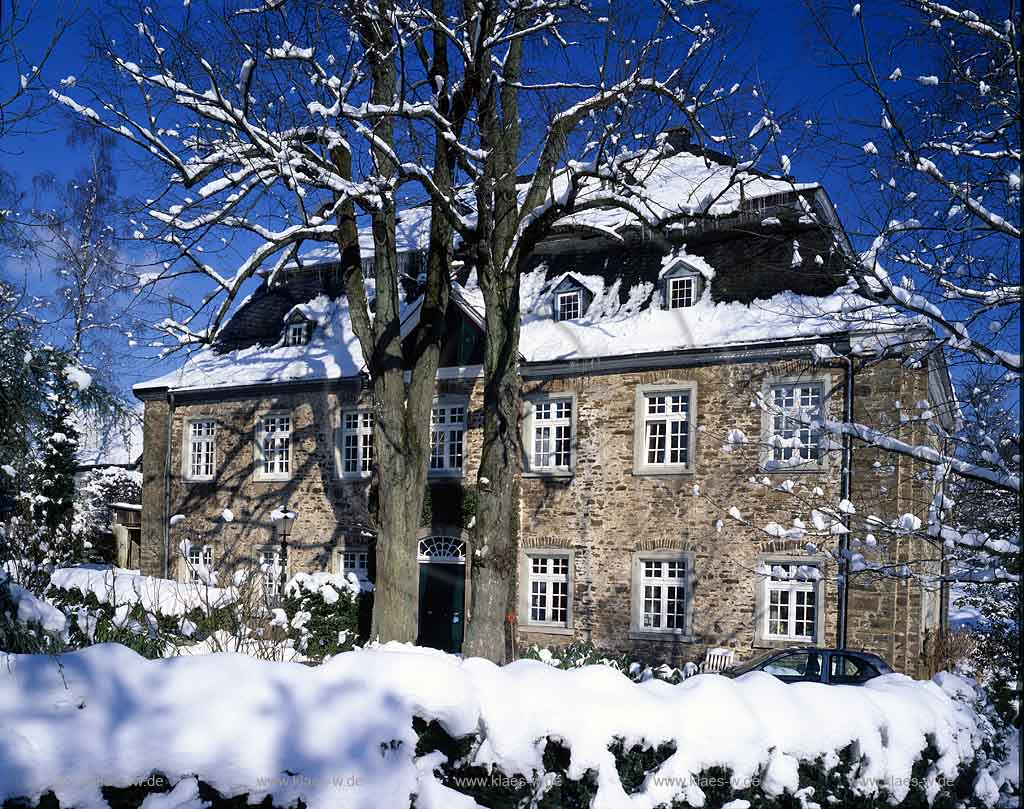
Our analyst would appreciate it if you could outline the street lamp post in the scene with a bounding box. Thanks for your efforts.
[271,506,297,603]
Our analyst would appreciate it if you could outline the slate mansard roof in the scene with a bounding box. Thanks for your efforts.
[134,143,912,397]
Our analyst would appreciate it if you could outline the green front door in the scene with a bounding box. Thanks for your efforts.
[417,562,465,653]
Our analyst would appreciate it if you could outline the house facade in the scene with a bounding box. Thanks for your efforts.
[135,143,951,676]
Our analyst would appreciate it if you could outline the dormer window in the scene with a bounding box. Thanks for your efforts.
[556,291,582,322]
[285,321,311,346]
[660,255,709,311]
[668,276,697,309]
[549,274,595,322]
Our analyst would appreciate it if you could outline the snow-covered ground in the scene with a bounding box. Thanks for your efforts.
[0,643,1014,809]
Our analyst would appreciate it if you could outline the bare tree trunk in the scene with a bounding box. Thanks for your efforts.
[464,273,522,660]
[463,11,524,661]
[344,0,456,642]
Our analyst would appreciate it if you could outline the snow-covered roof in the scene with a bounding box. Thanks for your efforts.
[136,263,913,396]
[135,294,370,394]
[465,268,911,364]
[289,144,817,267]
[134,143,896,397]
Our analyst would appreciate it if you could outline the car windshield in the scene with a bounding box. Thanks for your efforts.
[726,650,780,675]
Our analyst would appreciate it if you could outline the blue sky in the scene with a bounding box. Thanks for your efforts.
[1,0,996,400]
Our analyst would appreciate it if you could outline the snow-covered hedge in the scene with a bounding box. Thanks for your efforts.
[0,644,1016,809]
[43,565,238,658]
[521,639,693,683]
[49,565,234,617]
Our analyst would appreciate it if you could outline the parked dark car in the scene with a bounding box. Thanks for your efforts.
[721,647,893,685]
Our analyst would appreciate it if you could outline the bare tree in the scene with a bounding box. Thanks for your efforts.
[54,0,770,655]
[0,0,74,138]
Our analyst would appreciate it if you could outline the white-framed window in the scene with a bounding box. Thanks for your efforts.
[524,396,574,474]
[259,547,288,606]
[429,402,466,475]
[256,412,292,480]
[525,553,571,627]
[186,419,216,480]
[285,321,310,346]
[633,383,696,474]
[556,291,582,322]
[631,552,694,636]
[184,543,213,584]
[763,562,820,642]
[766,382,824,467]
[339,409,374,477]
[667,276,697,309]
[336,545,370,578]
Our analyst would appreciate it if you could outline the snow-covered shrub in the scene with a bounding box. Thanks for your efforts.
[280,571,368,661]
[44,583,169,659]
[0,572,68,653]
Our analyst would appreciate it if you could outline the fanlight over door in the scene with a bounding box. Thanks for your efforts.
[417,535,466,565]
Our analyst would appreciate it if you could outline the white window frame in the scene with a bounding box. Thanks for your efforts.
[258,546,289,607]
[338,408,374,479]
[555,290,582,322]
[428,399,467,478]
[255,411,293,481]
[184,418,216,481]
[630,550,695,639]
[761,376,828,471]
[523,393,576,476]
[754,556,825,646]
[334,544,370,579]
[285,321,310,346]
[667,275,698,309]
[183,543,213,584]
[518,549,573,634]
[633,382,698,475]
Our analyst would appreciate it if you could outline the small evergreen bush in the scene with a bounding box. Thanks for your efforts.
[280,572,368,662]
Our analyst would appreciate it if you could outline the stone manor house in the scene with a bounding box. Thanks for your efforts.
[135,136,953,676]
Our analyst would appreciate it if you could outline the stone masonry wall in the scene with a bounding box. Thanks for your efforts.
[139,355,942,676]
[516,356,942,677]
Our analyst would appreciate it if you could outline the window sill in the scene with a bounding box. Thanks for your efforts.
[338,473,372,482]
[632,466,695,477]
[183,477,215,484]
[760,461,829,475]
[752,637,816,650]
[629,630,697,642]
[254,475,293,483]
[522,470,574,479]
[521,623,574,636]
[427,470,464,479]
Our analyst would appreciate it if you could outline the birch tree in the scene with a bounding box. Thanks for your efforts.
[704,1,1020,631]
[809,0,1020,580]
